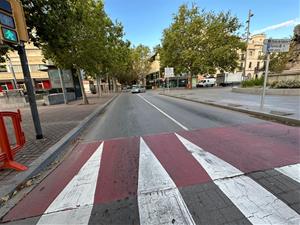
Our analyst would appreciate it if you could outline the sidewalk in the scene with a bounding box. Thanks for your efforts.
[160,87,300,122]
[0,94,116,184]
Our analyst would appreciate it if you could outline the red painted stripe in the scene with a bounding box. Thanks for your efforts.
[94,137,139,204]
[3,142,101,222]
[178,123,300,173]
[143,133,211,187]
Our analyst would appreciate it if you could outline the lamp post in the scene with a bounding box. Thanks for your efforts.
[242,10,254,80]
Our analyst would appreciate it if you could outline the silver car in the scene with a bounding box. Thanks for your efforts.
[131,85,146,93]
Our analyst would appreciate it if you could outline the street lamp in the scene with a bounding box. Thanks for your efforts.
[242,10,254,80]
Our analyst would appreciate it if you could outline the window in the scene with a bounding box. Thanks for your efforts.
[249,51,253,56]
[249,62,252,69]
[240,63,243,68]
[257,62,260,68]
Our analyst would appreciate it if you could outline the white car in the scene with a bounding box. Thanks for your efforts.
[196,78,216,87]
[131,85,146,93]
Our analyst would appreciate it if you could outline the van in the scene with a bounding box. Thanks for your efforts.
[196,78,216,87]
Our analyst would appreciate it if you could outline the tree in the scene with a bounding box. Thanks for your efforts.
[160,4,245,76]
[131,45,151,84]
[21,0,109,104]
[269,52,289,73]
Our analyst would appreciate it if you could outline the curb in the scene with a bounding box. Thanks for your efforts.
[160,93,300,126]
[0,94,119,200]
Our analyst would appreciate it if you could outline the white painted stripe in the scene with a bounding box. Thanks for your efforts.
[37,142,104,225]
[138,138,195,225]
[137,94,189,131]
[37,205,93,225]
[176,134,300,225]
[276,163,300,183]
[175,133,242,180]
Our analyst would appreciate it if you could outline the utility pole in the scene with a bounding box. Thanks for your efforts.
[242,9,254,80]
[6,56,18,89]
[18,42,43,139]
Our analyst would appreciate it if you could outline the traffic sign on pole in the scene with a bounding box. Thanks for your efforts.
[263,39,290,54]
[260,39,290,110]
[164,67,174,78]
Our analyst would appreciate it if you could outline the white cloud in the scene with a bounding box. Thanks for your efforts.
[252,18,300,34]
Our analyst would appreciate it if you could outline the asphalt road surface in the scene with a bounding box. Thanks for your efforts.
[2,92,300,225]
[83,92,265,141]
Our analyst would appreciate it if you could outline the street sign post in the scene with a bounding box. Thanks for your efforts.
[260,39,290,110]
[164,67,174,91]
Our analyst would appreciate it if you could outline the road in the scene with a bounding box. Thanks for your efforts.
[2,91,300,225]
[84,92,264,140]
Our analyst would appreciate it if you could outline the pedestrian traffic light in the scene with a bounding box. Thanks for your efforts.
[0,0,28,45]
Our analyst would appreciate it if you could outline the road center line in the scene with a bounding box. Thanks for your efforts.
[176,134,300,225]
[137,94,189,131]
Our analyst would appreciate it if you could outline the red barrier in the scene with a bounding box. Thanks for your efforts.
[0,110,27,171]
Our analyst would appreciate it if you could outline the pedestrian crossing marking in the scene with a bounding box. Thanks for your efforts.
[37,142,104,225]
[176,133,300,225]
[276,163,300,183]
[138,138,195,225]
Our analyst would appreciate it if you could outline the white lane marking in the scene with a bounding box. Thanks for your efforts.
[138,138,195,225]
[276,163,300,183]
[37,142,104,225]
[176,134,300,225]
[137,94,189,131]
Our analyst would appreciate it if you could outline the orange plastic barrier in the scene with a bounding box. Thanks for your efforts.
[0,110,27,171]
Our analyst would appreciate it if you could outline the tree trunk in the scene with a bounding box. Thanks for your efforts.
[78,69,89,104]
[113,77,116,93]
[58,68,68,104]
[96,76,102,97]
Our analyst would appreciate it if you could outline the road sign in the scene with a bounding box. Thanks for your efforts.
[164,67,174,78]
[263,39,290,53]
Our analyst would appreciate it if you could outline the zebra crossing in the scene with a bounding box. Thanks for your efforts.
[2,124,300,225]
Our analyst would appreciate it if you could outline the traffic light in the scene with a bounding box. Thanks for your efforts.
[0,0,28,45]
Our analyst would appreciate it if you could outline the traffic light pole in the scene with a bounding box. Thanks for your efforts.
[18,42,43,139]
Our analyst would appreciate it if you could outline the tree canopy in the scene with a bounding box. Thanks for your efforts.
[160,4,245,75]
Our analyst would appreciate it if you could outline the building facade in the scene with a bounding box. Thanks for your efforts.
[146,53,161,88]
[236,34,266,79]
[0,42,50,92]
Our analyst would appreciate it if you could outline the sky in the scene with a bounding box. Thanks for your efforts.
[104,0,300,49]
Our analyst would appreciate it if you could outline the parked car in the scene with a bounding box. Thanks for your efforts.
[131,85,146,93]
[196,78,216,87]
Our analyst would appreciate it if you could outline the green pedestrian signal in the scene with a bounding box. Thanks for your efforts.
[2,27,18,43]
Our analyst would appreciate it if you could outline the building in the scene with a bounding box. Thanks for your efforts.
[0,42,50,92]
[236,34,266,79]
[145,53,161,88]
